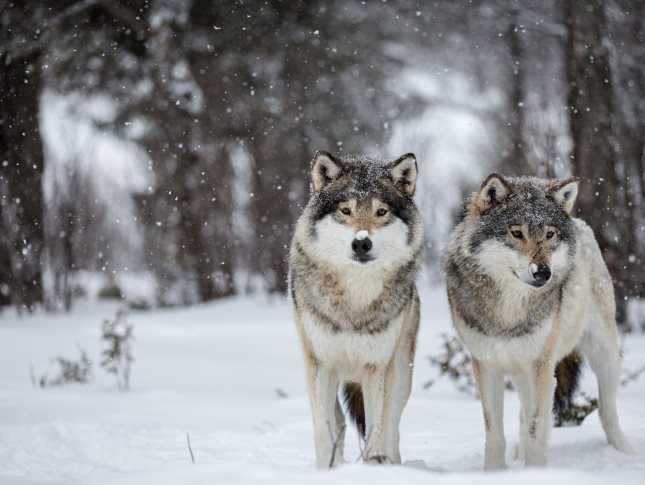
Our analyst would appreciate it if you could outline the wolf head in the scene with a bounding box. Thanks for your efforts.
[302,150,421,268]
[467,174,579,289]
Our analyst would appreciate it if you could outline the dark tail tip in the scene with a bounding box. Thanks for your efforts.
[343,382,365,438]
[553,351,583,425]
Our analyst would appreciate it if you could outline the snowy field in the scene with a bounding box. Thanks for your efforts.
[0,287,644,485]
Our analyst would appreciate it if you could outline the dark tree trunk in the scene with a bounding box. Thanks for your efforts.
[612,0,645,315]
[180,202,217,302]
[504,7,530,176]
[185,15,237,301]
[565,0,629,327]
[247,145,292,294]
[0,51,45,312]
[178,161,236,302]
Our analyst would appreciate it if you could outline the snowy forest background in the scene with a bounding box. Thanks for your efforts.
[1,0,645,330]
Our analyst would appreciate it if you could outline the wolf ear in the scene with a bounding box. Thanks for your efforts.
[548,177,579,215]
[474,173,511,214]
[389,153,418,196]
[310,151,344,192]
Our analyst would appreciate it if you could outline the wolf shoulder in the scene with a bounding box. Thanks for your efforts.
[569,217,614,290]
[571,217,605,265]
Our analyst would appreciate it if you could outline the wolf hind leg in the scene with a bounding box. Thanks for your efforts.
[473,359,506,470]
[580,327,634,453]
[305,358,343,468]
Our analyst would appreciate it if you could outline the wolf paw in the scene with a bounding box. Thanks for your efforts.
[610,436,636,454]
[484,461,507,471]
[525,454,546,467]
[513,442,526,461]
[366,454,391,465]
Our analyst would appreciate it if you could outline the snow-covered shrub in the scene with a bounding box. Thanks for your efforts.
[127,298,151,311]
[423,333,522,395]
[33,349,92,387]
[100,309,134,390]
[98,283,124,300]
[424,333,477,396]
[621,364,645,387]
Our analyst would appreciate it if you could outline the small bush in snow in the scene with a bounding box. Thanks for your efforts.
[33,348,92,387]
[424,333,477,395]
[127,298,151,311]
[98,284,124,300]
[621,364,645,387]
[100,309,134,390]
[424,333,515,396]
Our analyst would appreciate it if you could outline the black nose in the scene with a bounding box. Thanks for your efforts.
[531,263,551,287]
[351,237,372,258]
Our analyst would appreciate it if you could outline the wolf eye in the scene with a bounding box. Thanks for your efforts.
[376,208,388,217]
[510,230,524,240]
[546,230,555,240]
[340,207,351,216]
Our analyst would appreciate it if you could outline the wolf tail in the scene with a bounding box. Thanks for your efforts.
[343,382,366,438]
[553,350,583,425]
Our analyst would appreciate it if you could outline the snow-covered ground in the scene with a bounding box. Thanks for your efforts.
[0,288,644,485]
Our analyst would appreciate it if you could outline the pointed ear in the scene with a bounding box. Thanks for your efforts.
[474,173,511,214]
[389,153,418,196]
[548,177,579,215]
[310,151,344,192]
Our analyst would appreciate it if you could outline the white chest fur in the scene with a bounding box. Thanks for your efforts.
[455,316,553,370]
[302,310,404,378]
[334,264,386,311]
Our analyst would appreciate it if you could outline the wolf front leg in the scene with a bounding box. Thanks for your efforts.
[510,373,530,462]
[523,356,557,467]
[472,359,507,470]
[382,333,415,464]
[305,357,342,468]
[362,366,389,463]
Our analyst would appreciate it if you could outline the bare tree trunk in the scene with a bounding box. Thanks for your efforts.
[0,51,45,312]
[504,6,530,176]
[61,196,76,312]
[247,144,291,294]
[609,0,645,314]
[178,172,235,302]
[565,0,629,327]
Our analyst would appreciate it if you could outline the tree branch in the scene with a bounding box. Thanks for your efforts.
[1,0,99,61]
[95,0,148,39]
[2,0,148,62]
[186,433,195,464]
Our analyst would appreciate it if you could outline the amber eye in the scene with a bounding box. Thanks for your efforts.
[340,207,351,216]
[376,208,388,217]
[511,230,524,240]
[546,230,555,240]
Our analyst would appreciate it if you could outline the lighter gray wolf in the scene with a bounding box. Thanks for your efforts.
[289,151,423,468]
[444,174,633,469]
